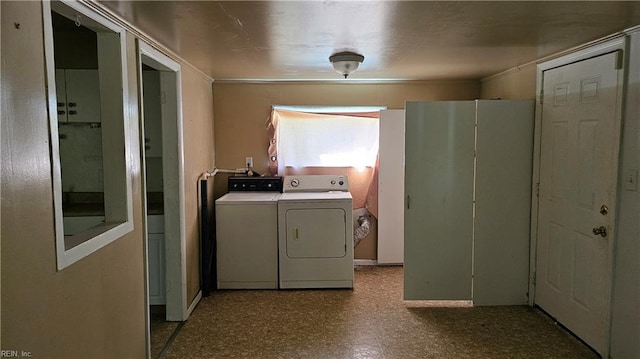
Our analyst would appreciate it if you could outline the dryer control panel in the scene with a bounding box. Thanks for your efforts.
[283,175,349,192]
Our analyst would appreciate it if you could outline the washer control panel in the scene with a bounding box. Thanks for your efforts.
[228,176,283,192]
[283,175,349,192]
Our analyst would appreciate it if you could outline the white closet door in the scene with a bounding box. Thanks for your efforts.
[378,109,405,264]
[473,100,534,305]
[404,101,475,300]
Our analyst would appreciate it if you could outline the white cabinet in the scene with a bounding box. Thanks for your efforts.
[147,215,165,305]
[55,69,101,123]
[403,100,534,306]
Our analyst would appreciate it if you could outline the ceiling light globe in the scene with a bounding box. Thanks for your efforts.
[329,51,365,78]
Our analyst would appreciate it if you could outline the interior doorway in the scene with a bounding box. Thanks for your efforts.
[138,41,188,356]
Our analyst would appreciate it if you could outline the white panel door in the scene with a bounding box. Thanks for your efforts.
[473,100,534,306]
[404,101,475,300]
[535,51,623,355]
[378,109,405,264]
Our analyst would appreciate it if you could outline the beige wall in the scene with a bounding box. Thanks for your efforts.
[610,30,640,359]
[213,81,480,176]
[1,2,145,357]
[1,1,216,356]
[480,64,537,100]
[212,81,480,259]
[181,66,215,302]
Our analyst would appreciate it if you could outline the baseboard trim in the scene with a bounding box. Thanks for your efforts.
[354,259,378,266]
[186,290,202,318]
[403,300,473,308]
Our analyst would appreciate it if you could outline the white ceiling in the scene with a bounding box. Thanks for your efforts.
[99,1,640,81]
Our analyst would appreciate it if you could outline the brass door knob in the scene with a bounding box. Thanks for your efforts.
[600,204,609,215]
[592,226,607,238]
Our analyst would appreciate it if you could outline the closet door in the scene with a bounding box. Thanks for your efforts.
[473,100,534,305]
[404,101,475,300]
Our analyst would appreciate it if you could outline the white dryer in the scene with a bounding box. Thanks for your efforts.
[278,175,353,289]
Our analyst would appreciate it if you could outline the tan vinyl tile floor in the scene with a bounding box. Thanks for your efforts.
[150,306,180,358]
[158,266,598,359]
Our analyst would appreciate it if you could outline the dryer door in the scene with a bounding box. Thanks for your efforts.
[285,208,346,258]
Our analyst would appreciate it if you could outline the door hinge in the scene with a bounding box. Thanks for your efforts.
[535,182,540,197]
[615,49,623,70]
[539,90,544,105]
[532,272,537,285]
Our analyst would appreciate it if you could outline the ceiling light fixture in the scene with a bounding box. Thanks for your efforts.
[329,51,365,79]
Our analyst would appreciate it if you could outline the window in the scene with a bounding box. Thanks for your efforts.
[270,106,384,174]
[44,1,133,269]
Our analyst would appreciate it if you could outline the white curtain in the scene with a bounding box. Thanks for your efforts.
[277,111,379,170]
[266,107,383,215]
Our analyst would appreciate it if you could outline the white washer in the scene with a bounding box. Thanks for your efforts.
[278,175,353,289]
[215,177,282,289]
